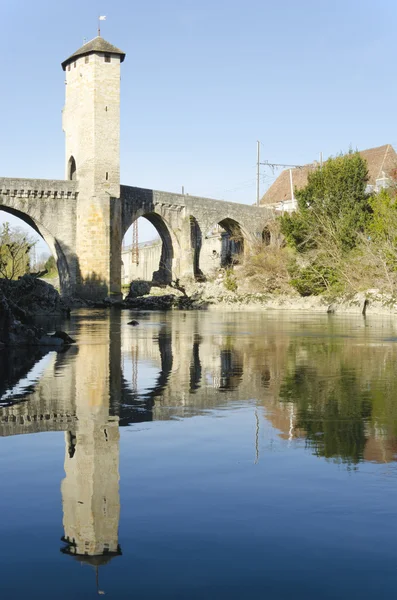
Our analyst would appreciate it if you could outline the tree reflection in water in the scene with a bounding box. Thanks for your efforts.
[278,340,397,465]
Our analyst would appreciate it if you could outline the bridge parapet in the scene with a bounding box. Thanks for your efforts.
[121,185,274,236]
[121,185,273,213]
[0,178,78,200]
[0,411,77,437]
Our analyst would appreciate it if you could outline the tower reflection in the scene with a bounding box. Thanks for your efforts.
[60,328,121,570]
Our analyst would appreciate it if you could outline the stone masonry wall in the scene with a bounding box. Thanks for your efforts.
[0,178,78,295]
[63,52,122,297]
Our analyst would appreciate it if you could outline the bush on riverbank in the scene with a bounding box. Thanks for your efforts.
[238,241,292,294]
[238,151,397,298]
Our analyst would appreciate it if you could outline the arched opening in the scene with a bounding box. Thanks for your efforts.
[262,226,271,246]
[0,206,68,294]
[68,156,76,181]
[199,218,245,277]
[121,214,175,289]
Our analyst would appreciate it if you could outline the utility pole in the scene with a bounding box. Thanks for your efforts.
[289,169,295,207]
[256,140,260,206]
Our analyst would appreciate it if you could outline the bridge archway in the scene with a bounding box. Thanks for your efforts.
[0,205,71,294]
[122,212,178,286]
[199,217,245,276]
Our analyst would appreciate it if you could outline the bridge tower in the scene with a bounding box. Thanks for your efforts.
[62,36,125,299]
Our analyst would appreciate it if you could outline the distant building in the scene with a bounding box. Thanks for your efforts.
[260,144,397,212]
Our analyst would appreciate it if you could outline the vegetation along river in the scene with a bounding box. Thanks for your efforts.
[0,309,396,599]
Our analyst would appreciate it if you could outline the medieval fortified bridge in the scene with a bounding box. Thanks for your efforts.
[0,37,273,299]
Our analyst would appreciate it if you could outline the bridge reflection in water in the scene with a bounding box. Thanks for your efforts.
[1,310,397,585]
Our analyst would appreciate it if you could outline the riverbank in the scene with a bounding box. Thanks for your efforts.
[184,285,397,315]
[3,275,397,322]
[117,281,397,316]
[0,276,73,346]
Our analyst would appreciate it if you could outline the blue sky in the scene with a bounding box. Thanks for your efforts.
[1,0,397,252]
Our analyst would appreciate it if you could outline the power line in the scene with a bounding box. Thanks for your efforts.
[256,140,307,205]
[261,161,305,170]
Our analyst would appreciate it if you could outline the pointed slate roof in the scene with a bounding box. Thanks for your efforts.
[62,37,126,70]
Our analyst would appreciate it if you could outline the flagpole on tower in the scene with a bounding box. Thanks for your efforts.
[98,15,106,37]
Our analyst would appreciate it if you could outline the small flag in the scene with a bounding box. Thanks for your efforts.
[99,15,107,20]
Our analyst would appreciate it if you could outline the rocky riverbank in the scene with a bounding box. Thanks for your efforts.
[70,280,397,316]
[0,276,73,347]
[116,280,397,316]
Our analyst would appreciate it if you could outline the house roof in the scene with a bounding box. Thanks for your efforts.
[260,144,397,206]
[61,37,126,71]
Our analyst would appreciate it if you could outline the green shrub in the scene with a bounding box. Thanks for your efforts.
[44,255,57,274]
[224,268,238,292]
[289,262,340,296]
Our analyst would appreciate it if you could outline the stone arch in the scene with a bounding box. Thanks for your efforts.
[205,217,245,270]
[122,210,179,285]
[68,156,76,181]
[143,212,174,283]
[0,204,72,295]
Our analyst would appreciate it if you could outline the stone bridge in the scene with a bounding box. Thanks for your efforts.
[0,177,272,298]
[0,35,274,299]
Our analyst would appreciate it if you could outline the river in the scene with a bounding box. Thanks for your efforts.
[0,309,396,599]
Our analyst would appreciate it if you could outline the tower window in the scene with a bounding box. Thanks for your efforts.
[104,53,111,63]
[85,56,89,64]
[105,172,109,181]
[74,61,76,68]
[68,156,77,181]
[68,64,71,71]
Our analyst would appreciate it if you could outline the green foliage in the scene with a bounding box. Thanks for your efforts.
[0,223,35,280]
[224,268,238,292]
[367,188,397,243]
[278,211,312,251]
[289,261,340,296]
[279,151,371,254]
[44,255,57,275]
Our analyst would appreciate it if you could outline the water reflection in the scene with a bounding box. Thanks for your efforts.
[278,338,397,465]
[0,310,397,587]
[1,311,397,460]
[60,342,121,566]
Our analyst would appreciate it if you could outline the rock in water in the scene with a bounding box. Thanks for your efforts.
[0,289,45,346]
[127,320,139,326]
[0,275,69,316]
[127,280,152,299]
[51,331,76,344]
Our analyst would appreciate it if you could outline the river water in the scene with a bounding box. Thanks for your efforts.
[0,309,396,599]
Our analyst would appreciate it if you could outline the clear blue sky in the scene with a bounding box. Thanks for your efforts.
[1,0,397,252]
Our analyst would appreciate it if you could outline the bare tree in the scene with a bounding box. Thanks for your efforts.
[0,223,37,280]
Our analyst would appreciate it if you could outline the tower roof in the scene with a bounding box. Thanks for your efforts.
[61,36,126,70]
